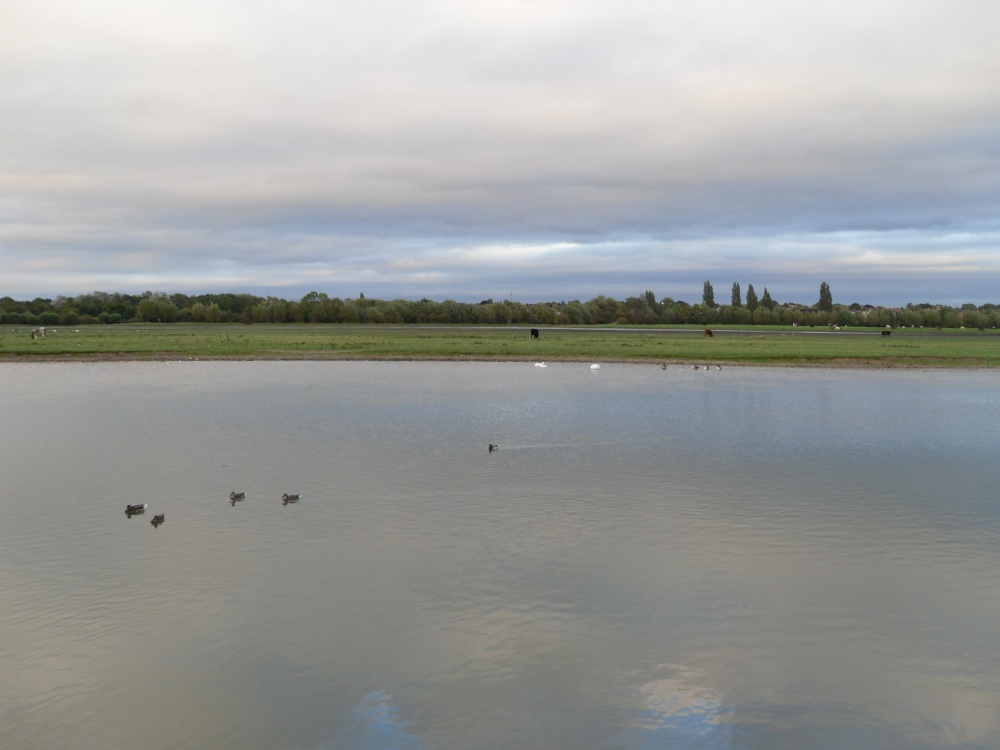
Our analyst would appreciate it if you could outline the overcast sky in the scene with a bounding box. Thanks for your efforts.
[3,0,999,306]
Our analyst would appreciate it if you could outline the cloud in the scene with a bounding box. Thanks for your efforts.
[2,1,1000,304]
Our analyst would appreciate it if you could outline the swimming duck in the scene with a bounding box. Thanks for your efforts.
[150,514,165,527]
[489,444,498,452]
[125,503,147,515]
[229,491,246,504]
[281,493,300,504]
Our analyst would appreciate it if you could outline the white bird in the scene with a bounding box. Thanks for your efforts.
[534,362,547,368]
[590,364,600,370]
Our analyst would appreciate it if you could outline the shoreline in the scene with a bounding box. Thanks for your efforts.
[0,352,989,368]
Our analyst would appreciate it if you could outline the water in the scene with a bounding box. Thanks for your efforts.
[1,361,998,749]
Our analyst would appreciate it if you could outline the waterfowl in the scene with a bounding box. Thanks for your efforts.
[229,491,246,503]
[125,503,147,515]
[281,493,300,504]
[150,514,165,527]
[489,443,498,452]
[534,362,547,368]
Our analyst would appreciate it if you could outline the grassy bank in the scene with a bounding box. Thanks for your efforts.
[2,324,999,367]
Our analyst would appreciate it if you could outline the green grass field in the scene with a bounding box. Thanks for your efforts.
[2,324,999,367]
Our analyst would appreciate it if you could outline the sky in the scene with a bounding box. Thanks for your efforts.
[2,0,1000,307]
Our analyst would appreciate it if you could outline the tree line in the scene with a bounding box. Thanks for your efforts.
[2,285,998,329]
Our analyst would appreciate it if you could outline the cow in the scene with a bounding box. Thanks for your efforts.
[703,328,713,337]
[530,328,539,339]
[881,330,892,337]
[31,327,46,339]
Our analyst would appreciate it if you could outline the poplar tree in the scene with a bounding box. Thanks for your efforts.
[702,281,715,307]
[818,282,833,312]
[746,284,758,312]
[731,282,741,307]
[761,287,775,310]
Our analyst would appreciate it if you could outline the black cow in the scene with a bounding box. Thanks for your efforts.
[530,328,539,339]
[881,330,892,337]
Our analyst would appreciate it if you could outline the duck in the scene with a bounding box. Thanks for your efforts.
[489,443,498,452]
[150,514,165,527]
[229,491,246,503]
[281,493,300,504]
[125,503,147,515]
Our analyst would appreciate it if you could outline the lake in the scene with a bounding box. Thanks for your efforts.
[1,361,998,749]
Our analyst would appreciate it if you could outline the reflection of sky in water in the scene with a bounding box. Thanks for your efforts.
[344,692,426,750]
[608,665,732,750]
[300,691,428,750]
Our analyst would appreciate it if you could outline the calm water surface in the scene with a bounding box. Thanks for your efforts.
[1,361,998,749]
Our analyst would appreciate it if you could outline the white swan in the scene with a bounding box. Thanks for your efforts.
[590,364,600,370]
[534,362,547,368]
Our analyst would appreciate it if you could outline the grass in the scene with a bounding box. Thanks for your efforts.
[2,323,999,367]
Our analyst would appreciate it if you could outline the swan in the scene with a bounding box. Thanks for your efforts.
[590,364,600,370]
[534,362,547,368]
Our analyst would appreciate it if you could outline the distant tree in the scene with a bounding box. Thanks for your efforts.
[702,281,715,307]
[818,281,833,312]
[643,290,658,310]
[761,287,775,310]
[731,282,741,307]
[746,284,758,313]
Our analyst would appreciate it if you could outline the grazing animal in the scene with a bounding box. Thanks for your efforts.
[125,503,147,515]
[530,328,539,339]
[150,514,165,527]
[704,328,713,337]
[31,327,46,340]
[281,493,300,504]
[881,330,892,337]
